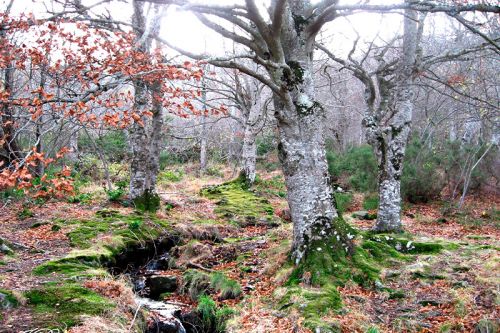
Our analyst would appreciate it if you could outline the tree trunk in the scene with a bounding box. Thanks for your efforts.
[240,104,259,185]
[266,6,353,263]
[369,4,419,232]
[128,1,163,211]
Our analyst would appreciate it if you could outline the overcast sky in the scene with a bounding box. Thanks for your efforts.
[1,0,423,59]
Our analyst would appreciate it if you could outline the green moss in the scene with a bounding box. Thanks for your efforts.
[201,178,274,225]
[0,289,19,309]
[133,189,161,212]
[33,213,170,277]
[367,233,445,254]
[67,220,113,248]
[24,283,114,328]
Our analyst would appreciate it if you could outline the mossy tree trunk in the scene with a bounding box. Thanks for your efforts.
[266,2,352,263]
[128,0,163,211]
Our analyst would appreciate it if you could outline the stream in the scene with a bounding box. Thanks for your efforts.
[107,237,198,333]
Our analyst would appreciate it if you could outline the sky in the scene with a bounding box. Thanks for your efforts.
[1,0,417,58]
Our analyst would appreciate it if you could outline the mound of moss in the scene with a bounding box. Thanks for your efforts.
[33,210,171,278]
[200,178,275,225]
[281,221,457,331]
[24,283,114,328]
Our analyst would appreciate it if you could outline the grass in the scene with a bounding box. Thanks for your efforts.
[196,295,236,333]
[24,283,114,328]
[363,193,379,210]
[334,192,354,214]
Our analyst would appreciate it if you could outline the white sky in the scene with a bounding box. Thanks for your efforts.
[3,0,450,59]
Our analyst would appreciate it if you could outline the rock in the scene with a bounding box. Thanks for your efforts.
[352,211,376,220]
[137,297,186,333]
[0,291,17,309]
[0,243,13,255]
[146,254,172,271]
[418,299,447,307]
[147,275,178,299]
[452,280,469,288]
[0,238,13,255]
[147,320,185,333]
[474,319,499,333]
[352,211,369,219]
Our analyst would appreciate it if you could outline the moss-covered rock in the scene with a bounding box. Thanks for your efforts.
[24,283,114,328]
[0,289,19,309]
[201,178,274,226]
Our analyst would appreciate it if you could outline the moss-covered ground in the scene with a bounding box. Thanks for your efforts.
[0,165,498,333]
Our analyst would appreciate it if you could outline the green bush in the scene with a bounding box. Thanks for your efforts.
[256,133,276,156]
[158,169,184,183]
[334,192,354,214]
[401,139,446,203]
[327,145,378,193]
[79,130,127,162]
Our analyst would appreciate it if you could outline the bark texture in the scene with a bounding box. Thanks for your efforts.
[128,1,163,210]
[366,5,419,232]
[266,3,343,262]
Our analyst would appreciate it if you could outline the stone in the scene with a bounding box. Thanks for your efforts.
[352,211,370,219]
[147,275,178,299]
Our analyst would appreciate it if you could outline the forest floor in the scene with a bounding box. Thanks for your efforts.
[0,165,498,333]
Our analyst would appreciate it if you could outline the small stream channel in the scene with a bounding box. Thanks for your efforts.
[107,235,202,333]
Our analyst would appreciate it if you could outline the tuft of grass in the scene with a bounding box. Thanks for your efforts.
[362,193,379,211]
[334,192,354,214]
[210,272,241,300]
[182,269,211,300]
[196,295,237,333]
[24,283,114,329]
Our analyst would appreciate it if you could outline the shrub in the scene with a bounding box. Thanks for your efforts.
[401,139,446,203]
[327,145,378,193]
[78,130,128,162]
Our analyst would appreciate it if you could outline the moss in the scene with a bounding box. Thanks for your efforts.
[367,233,445,254]
[201,178,274,225]
[33,213,170,277]
[24,283,114,329]
[132,189,161,212]
[0,289,19,309]
[67,220,113,248]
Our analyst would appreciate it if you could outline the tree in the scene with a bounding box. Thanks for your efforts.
[318,1,499,232]
[144,0,360,263]
[0,8,208,200]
